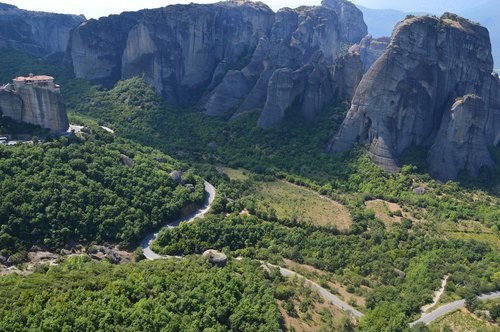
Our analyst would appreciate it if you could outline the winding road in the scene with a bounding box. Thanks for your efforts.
[140,180,500,325]
[140,181,216,260]
[140,180,364,319]
[409,291,500,327]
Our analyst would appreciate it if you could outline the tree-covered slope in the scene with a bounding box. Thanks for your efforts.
[0,257,281,332]
[0,129,204,259]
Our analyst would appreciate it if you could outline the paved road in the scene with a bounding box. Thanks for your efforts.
[409,291,500,327]
[140,180,363,318]
[265,263,364,318]
[140,181,216,260]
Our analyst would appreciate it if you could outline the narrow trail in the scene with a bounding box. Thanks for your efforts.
[421,275,448,313]
[140,180,364,319]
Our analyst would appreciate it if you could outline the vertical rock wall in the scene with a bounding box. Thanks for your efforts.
[0,83,69,133]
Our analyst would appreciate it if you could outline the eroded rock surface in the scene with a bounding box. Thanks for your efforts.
[328,14,500,181]
[349,35,390,72]
[0,76,69,133]
[67,0,367,127]
[0,3,84,57]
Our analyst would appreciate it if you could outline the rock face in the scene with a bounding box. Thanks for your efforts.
[428,93,500,180]
[66,0,367,126]
[349,35,390,72]
[0,3,85,57]
[328,14,500,181]
[207,2,367,128]
[67,1,274,102]
[0,75,69,133]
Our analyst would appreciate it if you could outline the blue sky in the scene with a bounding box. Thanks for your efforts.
[3,0,476,19]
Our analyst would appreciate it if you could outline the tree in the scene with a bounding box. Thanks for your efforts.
[465,293,478,312]
[411,322,430,332]
[490,304,500,321]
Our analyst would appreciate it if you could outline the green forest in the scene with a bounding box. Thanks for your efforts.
[0,256,282,331]
[0,128,204,258]
[0,48,499,331]
[152,213,499,327]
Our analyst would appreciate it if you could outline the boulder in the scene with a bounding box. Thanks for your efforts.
[169,170,183,184]
[413,187,426,195]
[120,154,135,168]
[203,249,227,267]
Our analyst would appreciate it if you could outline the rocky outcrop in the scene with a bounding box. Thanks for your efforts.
[321,0,367,43]
[203,249,227,267]
[67,1,274,103]
[328,14,500,181]
[349,35,390,72]
[429,93,500,180]
[67,0,367,126]
[0,77,69,133]
[206,2,367,128]
[0,3,84,57]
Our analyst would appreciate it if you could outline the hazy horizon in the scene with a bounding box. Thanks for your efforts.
[2,0,477,19]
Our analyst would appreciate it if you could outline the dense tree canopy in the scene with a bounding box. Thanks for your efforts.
[0,130,204,257]
[0,257,282,332]
[153,214,500,324]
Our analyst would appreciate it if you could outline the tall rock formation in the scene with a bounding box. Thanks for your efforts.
[0,74,69,133]
[66,1,274,104]
[328,14,500,181]
[66,0,367,126]
[204,1,367,128]
[0,3,85,57]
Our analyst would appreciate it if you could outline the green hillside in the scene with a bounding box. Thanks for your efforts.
[0,129,204,258]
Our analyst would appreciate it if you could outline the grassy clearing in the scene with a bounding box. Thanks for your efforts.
[216,166,250,181]
[255,180,352,230]
[364,199,417,227]
[429,308,500,332]
[439,220,500,250]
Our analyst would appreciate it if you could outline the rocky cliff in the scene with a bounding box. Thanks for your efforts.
[328,14,500,181]
[0,78,69,133]
[349,35,390,72]
[0,3,85,57]
[66,0,367,126]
